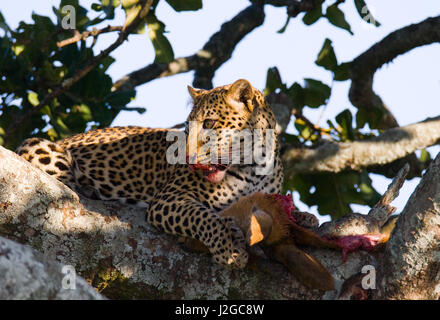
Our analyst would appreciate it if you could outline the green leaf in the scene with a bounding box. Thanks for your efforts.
[107,90,137,107]
[315,40,350,81]
[47,128,59,141]
[165,0,202,11]
[27,91,40,106]
[333,62,350,81]
[281,133,300,145]
[0,11,10,31]
[295,119,312,140]
[101,0,121,6]
[91,3,102,11]
[419,149,431,164]
[264,67,283,95]
[302,5,322,25]
[335,109,355,141]
[325,4,353,35]
[99,56,116,72]
[354,0,381,27]
[114,105,146,114]
[287,82,305,110]
[303,78,331,108]
[146,12,174,63]
[93,0,120,18]
[122,0,142,27]
[277,16,290,33]
[355,108,383,129]
[316,38,337,71]
[49,115,72,139]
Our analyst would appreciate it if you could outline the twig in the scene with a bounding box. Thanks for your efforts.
[56,26,123,48]
[368,163,410,225]
[291,108,328,136]
[170,122,185,129]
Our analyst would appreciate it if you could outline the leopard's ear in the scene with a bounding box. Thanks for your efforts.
[187,85,205,99]
[226,79,255,112]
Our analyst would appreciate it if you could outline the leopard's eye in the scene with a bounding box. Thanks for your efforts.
[203,119,216,129]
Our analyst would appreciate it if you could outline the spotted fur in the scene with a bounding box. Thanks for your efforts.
[16,79,284,268]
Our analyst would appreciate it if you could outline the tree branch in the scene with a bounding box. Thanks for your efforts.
[2,143,438,299]
[256,0,320,17]
[56,25,124,48]
[2,0,154,146]
[113,0,328,92]
[375,152,440,299]
[0,236,104,299]
[0,145,365,299]
[348,15,440,130]
[113,4,265,91]
[282,116,440,179]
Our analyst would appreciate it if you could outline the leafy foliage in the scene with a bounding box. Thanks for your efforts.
[354,0,381,27]
[0,0,205,149]
[263,58,383,218]
[325,3,353,35]
[0,0,141,149]
[285,171,381,218]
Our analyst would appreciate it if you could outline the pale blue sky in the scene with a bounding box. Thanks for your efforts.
[1,1,439,221]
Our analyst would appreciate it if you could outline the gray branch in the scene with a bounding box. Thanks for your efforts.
[113,5,265,91]
[0,236,104,300]
[0,146,370,299]
[375,152,440,299]
[282,116,440,179]
[348,15,440,129]
[1,145,439,299]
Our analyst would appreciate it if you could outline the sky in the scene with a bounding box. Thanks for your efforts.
[1,1,439,222]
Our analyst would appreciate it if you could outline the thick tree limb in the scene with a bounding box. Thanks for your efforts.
[348,15,440,130]
[1,145,439,299]
[375,152,440,299]
[0,236,104,300]
[282,116,440,179]
[113,5,265,91]
[0,145,371,299]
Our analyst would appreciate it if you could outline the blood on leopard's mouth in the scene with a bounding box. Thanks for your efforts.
[187,162,229,183]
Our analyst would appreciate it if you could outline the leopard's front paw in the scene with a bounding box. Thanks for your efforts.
[211,216,248,269]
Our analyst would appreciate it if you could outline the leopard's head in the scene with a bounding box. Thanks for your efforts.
[185,79,277,183]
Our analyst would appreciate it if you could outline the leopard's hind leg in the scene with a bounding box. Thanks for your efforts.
[16,137,76,189]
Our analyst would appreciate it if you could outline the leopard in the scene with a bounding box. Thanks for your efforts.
[16,79,284,268]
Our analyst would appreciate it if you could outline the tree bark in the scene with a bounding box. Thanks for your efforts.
[0,145,439,299]
[375,152,440,299]
[0,146,367,299]
[349,15,440,130]
[0,236,104,300]
[282,116,440,180]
